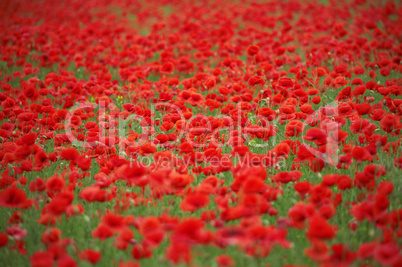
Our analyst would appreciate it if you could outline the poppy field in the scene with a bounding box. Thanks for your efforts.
[1,0,402,266]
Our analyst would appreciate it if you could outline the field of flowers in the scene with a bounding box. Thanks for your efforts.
[0,0,402,266]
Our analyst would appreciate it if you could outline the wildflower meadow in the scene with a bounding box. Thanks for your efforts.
[0,0,402,266]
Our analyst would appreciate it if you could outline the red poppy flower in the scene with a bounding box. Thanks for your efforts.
[58,255,77,267]
[257,107,276,121]
[248,76,265,87]
[349,118,377,135]
[247,45,259,56]
[20,133,37,146]
[101,211,126,231]
[273,171,303,184]
[351,146,373,162]
[166,242,192,265]
[373,242,401,266]
[178,142,194,154]
[118,261,140,267]
[155,134,169,144]
[380,113,399,133]
[45,175,65,193]
[303,128,327,146]
[329,243,357,264]
[169,173,194,189]
[0,232,8,247]
[29,178,46,192]
[46,191,74,216]
[311,96,321,104]
[370,109,385,121]
[160,62,175,74]
[305,239,329,262]
[307,214,336,240]
[294,181,312,197]
[30,251,54,267]
[180,192,210,212]
[66,204,85,217]
[352,85,366,97]
[76,155,92,171]
[60,147,79,162]
[6,226,27,240]
[204,77,216,89]
[355,103,372,116]
[80,249,102,264]
[285,120,304,137]
[41,228,62,244]
[337,175,352,191]
[131,243,153,260]
[0,187,29,208]
[215,254,235,267]
[79,186,110,202]
[357,241,377,260]
[92,224,114,241]
[321,174,339,187]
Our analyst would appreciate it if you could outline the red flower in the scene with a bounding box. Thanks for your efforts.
[41,228,62,244]
[178,142,194,154]
[307,214,336,240]
[355,103,372,116]
[351,146,373,162]
[118,261,140,267]
[303,128,327,146]
[248,76,265,87]
[0,233,9,247]
[394,157,402,169]
[69,115,82,129]
[131,243,152,260]
[241,176,267,194]
[45,175,65,193]
[58,255,77,267]
[30,251,54,267]
[349,118,377,135]
[77,155,92,171]
[6,226,27,240]
[215,255,235,267]
[155,134,169,144]
[373,242,401,266]
[370,109,385,121]
[272,142,290,158]
[294,181,312,197]
[273,171,303,184]
[139,143,157,155]
[101,211,126,231]
[305,239,329,262]
[204,77,216,89]
[247,45,259,56]
[321,174,339,187]
[20,133,37,146]
[380,113,398,133]
[92,224,114,241]
[278,77,294,88]
[80,249,102,264]
[160,62,175,74]
[166,242,192,265]
[285,120,304,137]
[114,163,147,184]
[0,187,29,209]
[329,244,356,264]
[357,241,377,260]
[46,191,74,216]
[60,147,79,162]
[180,192,210,212]
[257,107,276,120]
